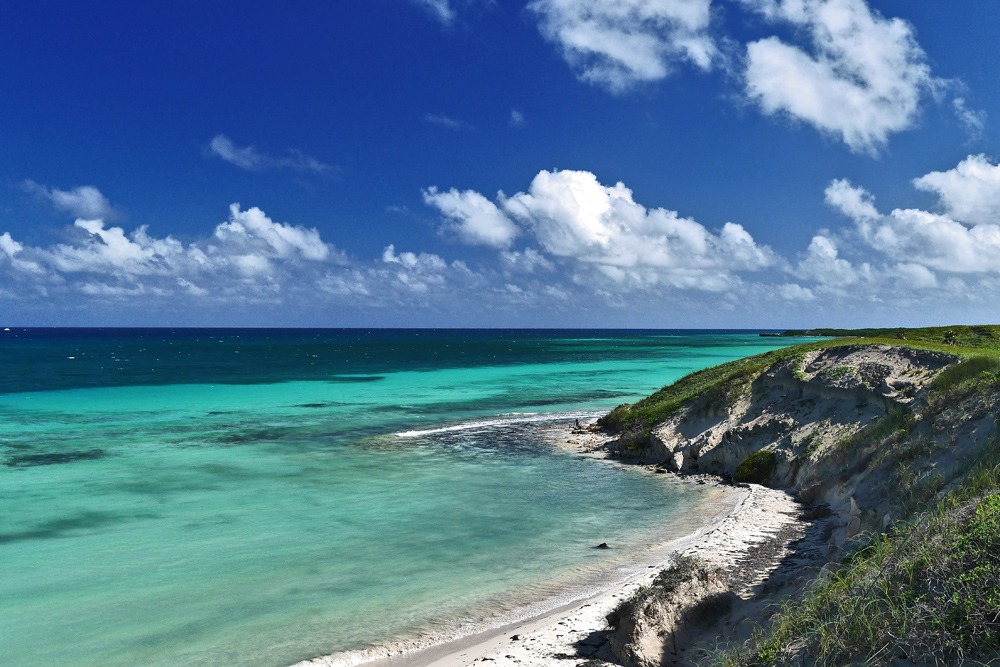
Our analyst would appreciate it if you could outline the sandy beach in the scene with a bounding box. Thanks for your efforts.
[298,420,811,667]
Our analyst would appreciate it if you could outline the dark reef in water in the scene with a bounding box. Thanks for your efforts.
[5,448,107,468]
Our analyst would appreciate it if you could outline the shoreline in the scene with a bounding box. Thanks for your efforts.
[296,418,811,667]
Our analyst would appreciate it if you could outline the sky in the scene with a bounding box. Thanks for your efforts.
[2,0,1000,328]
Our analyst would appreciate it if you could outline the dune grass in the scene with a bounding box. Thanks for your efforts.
[600,326,999,434]
[714,440,1000,667]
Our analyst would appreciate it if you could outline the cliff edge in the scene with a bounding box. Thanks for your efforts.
[595,332,1000,666]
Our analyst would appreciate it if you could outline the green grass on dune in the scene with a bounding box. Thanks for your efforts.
[781,324,1000,351]
[601,326,1000,434]
[714,441,1000,667]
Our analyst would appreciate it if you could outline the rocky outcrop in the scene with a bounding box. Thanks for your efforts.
[602,557,735,667]
[599,344,997,666]
[608,345,959,540]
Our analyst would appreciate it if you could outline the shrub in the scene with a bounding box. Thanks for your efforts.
[734,450,777,485]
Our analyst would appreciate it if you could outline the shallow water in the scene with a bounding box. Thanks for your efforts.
[0,329,809,666]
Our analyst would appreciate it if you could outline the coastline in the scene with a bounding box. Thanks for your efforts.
[296,419,811,667]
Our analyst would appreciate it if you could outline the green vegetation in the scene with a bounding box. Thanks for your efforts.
[716,443,1000,667]
[601,326,1000,434]
[816,364,858,382]
[928,355,1000,413]
[778,324,1000,351]
[834,405,913,454]
[734,450,777,485]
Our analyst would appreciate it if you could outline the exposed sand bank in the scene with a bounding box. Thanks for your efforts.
[297,419,812,667]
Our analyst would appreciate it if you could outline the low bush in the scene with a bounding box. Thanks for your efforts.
[734,450,777,485]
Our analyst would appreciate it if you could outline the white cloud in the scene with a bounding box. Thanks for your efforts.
[500,248,554,273]
[381,244,453,294]
[0,199,339,301]
[912,154,1000,226]
[23,181,118,219]
[825,173,1000,274]
[208,134,333,173]
[176,278,209,297]
[0,232,24,259]
[891,262,937,289]
[411,0,456,25]
[824,178,880,221]
[50,219,158,274]
[795,234,869,286]
[777,282,816,301]
[423,186,520,248]
[497,169,775,289]
[215,204,331,261]
[742,0,938,153]
[423,113,468,130]
[209,135,268,170]
[509,109,526,128]
[952,98,987,140]
[0,231,44,274]
[382,244,447,271]
[528,0,716,93]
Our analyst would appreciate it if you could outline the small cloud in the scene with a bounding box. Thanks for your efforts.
[209,135,268,170]
[22,181,118,219]
[912,154,1000,226]
[423,113,469,131]
[411,0,455,25]
[423,186,520,249]
[952,97,987,141]
[280,149,336,174]
[509,109,526,128]
[207,134,334,174]
[528,0,717,94]
[777,283,816,302]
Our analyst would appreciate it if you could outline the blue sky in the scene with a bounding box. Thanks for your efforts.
[2,0,1000,327]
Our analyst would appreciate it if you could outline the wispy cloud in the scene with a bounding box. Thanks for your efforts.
[22,181,119,219]
[411,0,456,25]
[952,98,987,141]
[422,113,470,131]
[509,109,526,128]
[207,134,334,174]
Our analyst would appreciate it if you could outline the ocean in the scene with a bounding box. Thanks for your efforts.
[0,328,811,666]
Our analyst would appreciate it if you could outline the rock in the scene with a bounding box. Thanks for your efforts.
[846,497,862,539]
[596,542,610,549]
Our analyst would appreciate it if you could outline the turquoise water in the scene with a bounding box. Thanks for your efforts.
[0,329,810,666]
